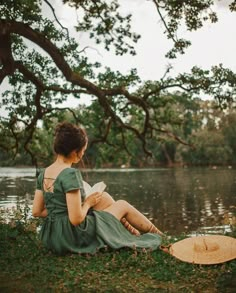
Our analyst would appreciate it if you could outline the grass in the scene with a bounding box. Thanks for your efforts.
[0,207,235,292]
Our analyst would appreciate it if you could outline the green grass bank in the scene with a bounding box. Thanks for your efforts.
[0,209,235,293]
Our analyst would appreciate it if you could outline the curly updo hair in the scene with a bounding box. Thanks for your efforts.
[54,122,88,157]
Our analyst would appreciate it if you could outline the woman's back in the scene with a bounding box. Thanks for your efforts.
[37,167,162,255]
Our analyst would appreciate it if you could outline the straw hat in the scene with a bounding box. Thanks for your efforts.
[169,235,236,265]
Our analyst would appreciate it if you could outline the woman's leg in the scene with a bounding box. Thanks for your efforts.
[120,217,140,236]
[92,192,115,210]
[104,199,163,235]
[93,192,140,235]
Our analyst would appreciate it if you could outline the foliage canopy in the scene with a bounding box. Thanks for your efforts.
[0,0,236,166]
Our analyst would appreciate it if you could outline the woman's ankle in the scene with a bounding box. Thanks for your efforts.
[148,224,164,236]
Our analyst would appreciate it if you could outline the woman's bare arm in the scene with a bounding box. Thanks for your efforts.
[66,190,102,226]
[32,190,48,217]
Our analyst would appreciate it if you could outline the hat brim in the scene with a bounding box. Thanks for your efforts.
[170,235,236,265]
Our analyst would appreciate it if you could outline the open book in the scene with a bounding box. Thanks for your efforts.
[83,180,106,197]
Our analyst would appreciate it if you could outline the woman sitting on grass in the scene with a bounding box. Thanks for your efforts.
[32,122,163,255]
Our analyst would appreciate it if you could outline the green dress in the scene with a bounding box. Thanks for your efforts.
[36,168,162,255]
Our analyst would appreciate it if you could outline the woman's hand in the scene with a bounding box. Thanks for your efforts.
[84,192,103,208]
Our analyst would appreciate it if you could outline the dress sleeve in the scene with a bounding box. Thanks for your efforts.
[61,168,84,194]
[36,169,44,190]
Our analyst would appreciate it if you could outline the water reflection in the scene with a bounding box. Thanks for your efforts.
[0,167,235,235]
[0,175,36,209]
[84,167,236,235]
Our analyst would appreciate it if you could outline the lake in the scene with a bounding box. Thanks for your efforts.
[0,167,235,236]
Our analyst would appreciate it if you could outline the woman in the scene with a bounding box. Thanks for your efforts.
[32,122,163,255]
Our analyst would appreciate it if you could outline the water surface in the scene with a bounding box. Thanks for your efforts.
[0,167,235,235]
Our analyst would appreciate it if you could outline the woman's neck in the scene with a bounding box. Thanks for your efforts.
[55,155,73,167]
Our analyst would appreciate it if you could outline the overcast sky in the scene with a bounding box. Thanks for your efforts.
[49,0,236,106]
[55,0,236,78]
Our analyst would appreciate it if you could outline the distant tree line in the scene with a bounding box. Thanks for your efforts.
[1,96,235,168]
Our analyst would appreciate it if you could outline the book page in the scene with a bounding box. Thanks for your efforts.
[83,181,92,196]
[90,181,106,194]
[83,181,106,197]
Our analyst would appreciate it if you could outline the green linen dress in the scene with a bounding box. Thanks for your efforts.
[36,168,162,255]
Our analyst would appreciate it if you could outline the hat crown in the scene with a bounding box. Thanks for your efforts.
[194,238,219,253]
[171,235,236,264]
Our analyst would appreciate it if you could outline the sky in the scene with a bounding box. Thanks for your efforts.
[51,0,236,106]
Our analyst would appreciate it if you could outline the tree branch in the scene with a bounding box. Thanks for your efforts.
[0,19,194,158]
[152,0,178,44]
[43,0,70,40]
